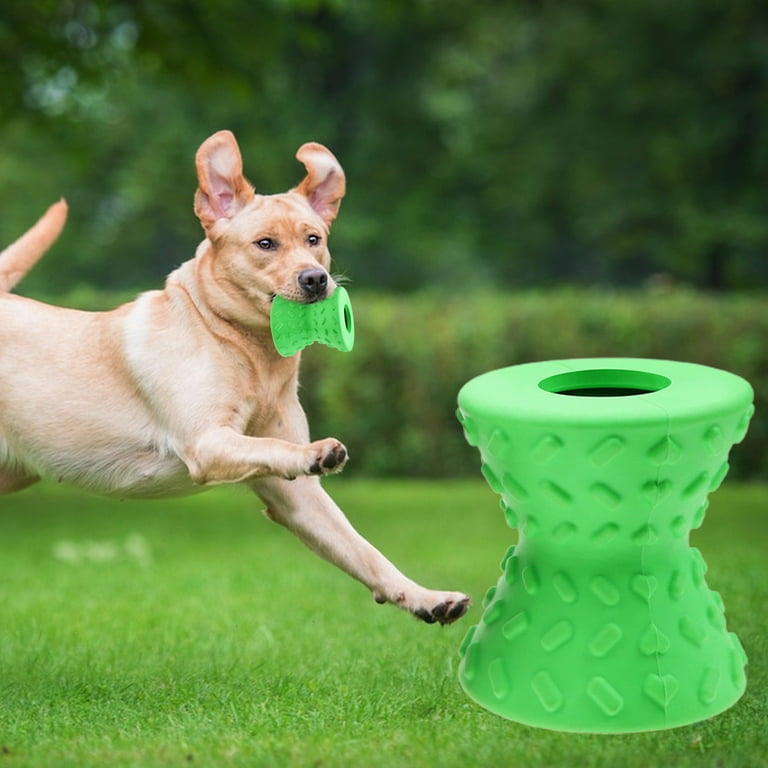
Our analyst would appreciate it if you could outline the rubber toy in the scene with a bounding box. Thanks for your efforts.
[456,358,754,733]
[270,286,355,357]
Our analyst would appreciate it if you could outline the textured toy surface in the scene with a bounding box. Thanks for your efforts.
[456,358,754,733]
[270,286,354,356]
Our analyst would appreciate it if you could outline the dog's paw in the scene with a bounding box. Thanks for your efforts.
[412,592,471,626]
[308,438,348,476]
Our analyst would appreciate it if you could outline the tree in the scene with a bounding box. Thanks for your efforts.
[420,0,768,289]
[1,0,767,294]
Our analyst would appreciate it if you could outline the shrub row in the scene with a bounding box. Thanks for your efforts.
[300,289,768,480]
[41,286,768,480]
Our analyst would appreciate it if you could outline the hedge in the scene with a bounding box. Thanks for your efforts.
[300,289,768,480]
[35,286,768,480]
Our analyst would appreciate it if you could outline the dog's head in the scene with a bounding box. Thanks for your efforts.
[193,130,345,328]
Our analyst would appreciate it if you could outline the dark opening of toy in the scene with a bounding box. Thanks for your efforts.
[539,369,672,398]
[343,305,352,332]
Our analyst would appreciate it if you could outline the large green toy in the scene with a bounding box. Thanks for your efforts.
[270,286,355,357]
[456,358,754,733]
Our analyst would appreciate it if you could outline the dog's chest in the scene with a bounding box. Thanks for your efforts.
[236,365,300,440]
[241,386,291,437]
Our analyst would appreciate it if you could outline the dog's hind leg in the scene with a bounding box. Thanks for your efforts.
[251,475,470,625]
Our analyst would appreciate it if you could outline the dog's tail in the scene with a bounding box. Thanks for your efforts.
[0,199,68,293]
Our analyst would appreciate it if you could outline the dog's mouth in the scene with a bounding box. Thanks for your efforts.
[269,292,326,305]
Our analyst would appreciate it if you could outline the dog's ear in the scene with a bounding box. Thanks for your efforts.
[194,130,255,231]
[294,143,346,225]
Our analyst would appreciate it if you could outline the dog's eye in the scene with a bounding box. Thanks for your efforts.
[254,238,276,251]
[307,234,322,247]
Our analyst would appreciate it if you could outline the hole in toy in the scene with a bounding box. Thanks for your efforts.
[539,369,671,398]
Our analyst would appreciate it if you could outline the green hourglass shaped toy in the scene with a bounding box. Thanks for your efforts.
[270,286,354,357]
[456,359,754,733]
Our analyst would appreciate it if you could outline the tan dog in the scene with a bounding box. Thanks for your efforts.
[0,131,469,625]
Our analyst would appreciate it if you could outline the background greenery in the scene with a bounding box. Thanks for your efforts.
[0,480,766,767]
[2,7,766,767]
[3,3,767,476]
[41,286,768,481]
[2,0,768,293]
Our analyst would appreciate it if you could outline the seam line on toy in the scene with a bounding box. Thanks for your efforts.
[644,398,674,730]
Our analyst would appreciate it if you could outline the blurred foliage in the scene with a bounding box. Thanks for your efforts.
[298,288,768,480]
[18,286,768,481]
[2,0,768,293]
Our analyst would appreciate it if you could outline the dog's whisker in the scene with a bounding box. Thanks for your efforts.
[332,272,351,287]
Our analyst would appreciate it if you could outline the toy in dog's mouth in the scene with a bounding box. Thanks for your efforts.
[270,286,355,356]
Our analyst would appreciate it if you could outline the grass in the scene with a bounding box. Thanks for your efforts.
[0,479,766,767]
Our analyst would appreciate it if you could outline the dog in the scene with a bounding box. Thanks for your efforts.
[0,130,470,625]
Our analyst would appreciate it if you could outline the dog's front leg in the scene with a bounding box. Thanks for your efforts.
[251,475,470,625]
[184,427,348,485]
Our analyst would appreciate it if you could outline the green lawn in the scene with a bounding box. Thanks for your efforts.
[0,479,766,768]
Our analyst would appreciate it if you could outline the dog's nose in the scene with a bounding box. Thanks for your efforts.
[298,268,329,301]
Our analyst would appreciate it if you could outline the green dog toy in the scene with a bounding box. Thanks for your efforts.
[457,358,754,733]
[270,286,355,357]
